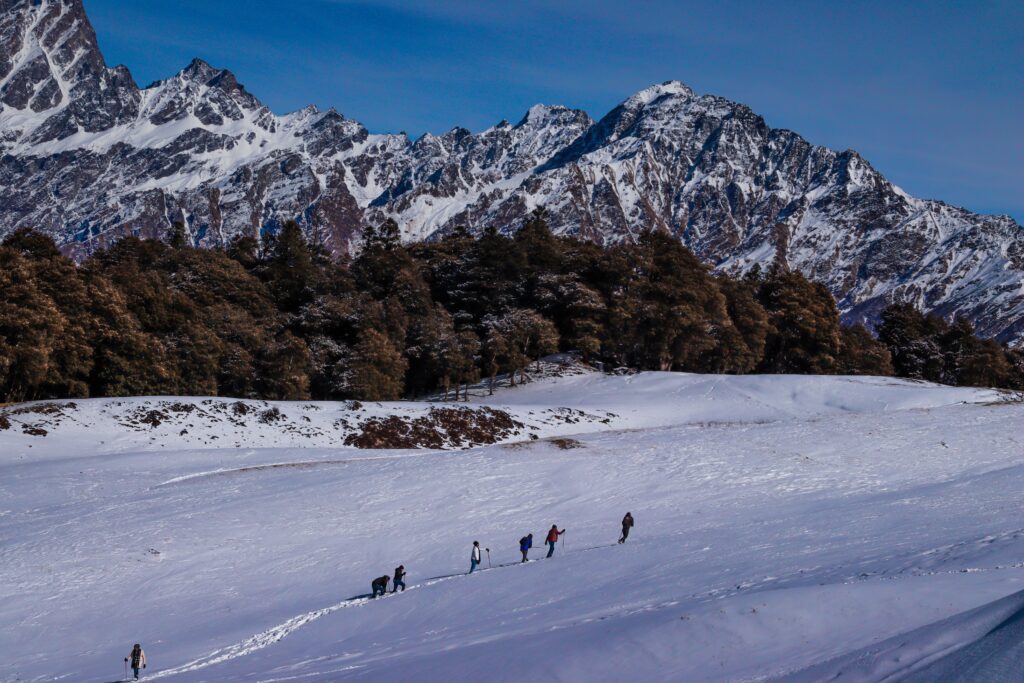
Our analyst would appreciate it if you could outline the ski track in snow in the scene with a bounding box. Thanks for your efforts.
[148,559,547,679]
[153,453,447,488]
[147,536,1024,680]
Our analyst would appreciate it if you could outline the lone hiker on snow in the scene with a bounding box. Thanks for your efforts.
[392,565,406,593]
[125,643,146,680]
[520,533,533,562]
[470,541,482,573]
[545,525,566,558]
[371,575,390,598]
[619,512,634,544]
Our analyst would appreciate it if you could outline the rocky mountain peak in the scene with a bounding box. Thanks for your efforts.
[622,79,695,109]
[143,58,267,127]
[0,0,139,148]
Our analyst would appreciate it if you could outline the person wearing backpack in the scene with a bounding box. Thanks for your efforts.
[619,512,634,544]
[371,575,389,598]
[519,533,533,563]
[470,541,482,573]
[124,643,146,680]
[545,525,565,558]
[392,565,406,593]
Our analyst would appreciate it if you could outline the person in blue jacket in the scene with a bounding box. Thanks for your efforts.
[519,533,533,562]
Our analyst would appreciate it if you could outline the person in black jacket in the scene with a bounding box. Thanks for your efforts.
[619,512,634,544]
[392,565,406,593]
[371,575,389,598]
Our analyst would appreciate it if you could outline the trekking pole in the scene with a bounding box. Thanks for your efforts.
[486,548,492,568]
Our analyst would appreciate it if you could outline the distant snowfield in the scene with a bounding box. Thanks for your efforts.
[2,372,1023,682]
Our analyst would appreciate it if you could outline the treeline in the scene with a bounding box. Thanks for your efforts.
[1,212,1021,403]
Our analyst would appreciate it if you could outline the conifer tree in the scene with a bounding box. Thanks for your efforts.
[837,324,894,376]
[876,303,946,381]
[347,328,407,400]
[758,270,842,374]
[260,221,319,313]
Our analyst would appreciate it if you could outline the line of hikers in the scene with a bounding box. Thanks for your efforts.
[123,514,635,679]
[371,512,634,595]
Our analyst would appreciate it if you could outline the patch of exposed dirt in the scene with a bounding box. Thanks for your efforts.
[258,407,283,424]
[139,410,169,428]
[549,438,583,449]
[21,424,47,437]
[344,407,524,449]
[539,407,614,426]
[9,402,78,416]
[0,414,9,430]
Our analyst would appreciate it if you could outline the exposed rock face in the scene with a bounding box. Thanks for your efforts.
[1,0,1022,342]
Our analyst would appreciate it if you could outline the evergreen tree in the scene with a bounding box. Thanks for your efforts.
[168,221,190,249]
[347,328,407,400]
[938,318,1012,387]
[758,270,842,374]
[700,276,769,373]
[837,324,894,376]
[449,226,526,323]
[605,231,728,371]
[258,331,311,400]
[259,221,319,313]
[0,249,67,402]
[534,274,606,359]
[876,303,946,381]
[481,309,558,387]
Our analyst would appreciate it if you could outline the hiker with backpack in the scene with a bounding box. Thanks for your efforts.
[124,643,146,680]
[392,565,406,593]
[371,575,390,598]
[619,512,634,544]
[470,541,484,573]
[519,533,533,562]
[545,525,565,558]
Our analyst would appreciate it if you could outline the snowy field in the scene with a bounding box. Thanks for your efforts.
[2,372,1023,682]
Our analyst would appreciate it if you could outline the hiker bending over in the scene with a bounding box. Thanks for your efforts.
[372,575,389,598]
[520,533,533,562]
[125,643,146,680]
[470,541,482,573]
[619,512,634,544]
[393,565,406,593]
[546,525,565,558]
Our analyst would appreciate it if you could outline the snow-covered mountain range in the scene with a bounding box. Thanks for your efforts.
[1,0,1022,342]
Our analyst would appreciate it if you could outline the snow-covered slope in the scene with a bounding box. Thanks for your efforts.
[2,372,1023,682]
[1,0,1023,342]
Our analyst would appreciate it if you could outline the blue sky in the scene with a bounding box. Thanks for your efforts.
[84,0,1022,222]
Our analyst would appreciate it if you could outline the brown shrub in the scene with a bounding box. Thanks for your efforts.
[344,407,523,449]
[258,407,283,424]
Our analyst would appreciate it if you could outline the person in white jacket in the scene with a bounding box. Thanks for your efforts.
[470,541,482,573]
[125,644,146,680]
